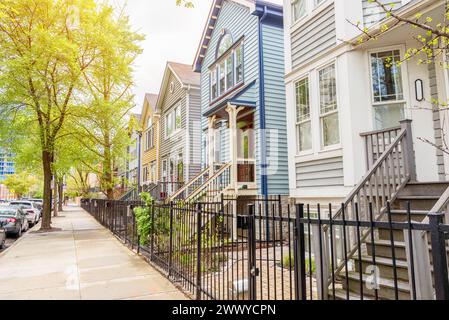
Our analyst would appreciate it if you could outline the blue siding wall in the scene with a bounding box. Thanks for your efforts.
[199,0,288,195]
[200,0,259,167]
[261,22,289,195]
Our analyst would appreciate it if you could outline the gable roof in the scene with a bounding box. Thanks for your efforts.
[193,0,282,72]
[168,62,200,87]
[140,93,159,127]
[156,61,200,110]
[145,93,159,112]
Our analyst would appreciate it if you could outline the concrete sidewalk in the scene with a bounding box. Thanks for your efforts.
[0,206,187,300]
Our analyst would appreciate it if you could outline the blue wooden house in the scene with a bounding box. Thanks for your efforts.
[168,0,288,204]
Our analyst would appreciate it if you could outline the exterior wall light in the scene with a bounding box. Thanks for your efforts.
[415,79,424,102]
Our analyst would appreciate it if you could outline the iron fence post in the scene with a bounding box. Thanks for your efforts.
[429,212,449,300]
[294,203,307,300]
[150,200,155,261]
[247,204,258,300]
[168,201,174,278]
[196,203,202,300]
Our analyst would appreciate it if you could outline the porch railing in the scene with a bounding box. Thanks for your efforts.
[167,167,211,202]
[327,120,415,283]
[361,125,402,168]
[186,162,232,203]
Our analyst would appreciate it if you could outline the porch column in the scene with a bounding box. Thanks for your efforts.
[208,115,217,176]
[226,104,244,192]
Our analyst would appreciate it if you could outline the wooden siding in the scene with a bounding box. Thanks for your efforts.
[159,70,201,181]
[428,61,445,180]
[188,88,202,179]
[200,0,260,164]
[261,23,289,195]
[291,3,336,70]
[295,156,344,188]
[141,99,160,182]
[362,0,403,28]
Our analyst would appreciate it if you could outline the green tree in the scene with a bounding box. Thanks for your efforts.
[0,0,102,230]
[3,172,38,199]
[73,7,143,199]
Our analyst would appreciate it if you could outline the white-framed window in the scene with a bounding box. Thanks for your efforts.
[370,49,405,129]
[149,161,156,183]
[209,42,244,102]
[165,103,182,138]
[291,0,307,23]
[143,166,149,183]
[295,77,312,153]
[319,64,340,148]
[291,0,328,24]
[145,126,154,151]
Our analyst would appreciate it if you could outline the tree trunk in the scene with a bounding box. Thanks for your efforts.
[103,144,114,200]
[53,178,58,217]
[40,150,52,231]
[58,181,64,212]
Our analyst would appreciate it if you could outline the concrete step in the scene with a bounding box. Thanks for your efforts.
[353,254,410,282]
[342,271,411,300]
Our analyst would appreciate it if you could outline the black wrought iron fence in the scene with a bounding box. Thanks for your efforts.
[80,198,449,301]
[295,203,449,300]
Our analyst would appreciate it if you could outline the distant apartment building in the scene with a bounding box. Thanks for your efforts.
[0,148,15,199]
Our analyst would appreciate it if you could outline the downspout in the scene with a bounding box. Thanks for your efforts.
[258,6,270,241]
[257,6,269,199]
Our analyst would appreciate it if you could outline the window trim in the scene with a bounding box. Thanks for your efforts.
[367,45,411,129]
[209,40,244,103]
[165,102,182,139]
[294,76,313,155]
[318,62,340,150]
[290,0,333,29]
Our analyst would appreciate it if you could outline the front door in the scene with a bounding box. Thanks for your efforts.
[237,113,255,183]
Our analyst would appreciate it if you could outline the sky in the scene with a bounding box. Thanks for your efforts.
[113,0,213,114]
[114,0,285,114]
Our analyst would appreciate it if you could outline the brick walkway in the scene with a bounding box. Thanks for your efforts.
[0,206,187,300]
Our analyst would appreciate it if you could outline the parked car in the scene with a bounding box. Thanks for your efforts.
[0,207,28,237]
[9,201,39,227]
[0,221,6,249]
[29,199,43,218]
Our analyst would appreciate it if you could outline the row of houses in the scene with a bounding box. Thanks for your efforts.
[122,0,448,211]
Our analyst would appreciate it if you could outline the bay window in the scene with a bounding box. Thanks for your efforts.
[319,64,339,147]
[209,42,244,102]
[219,60,226,95]
[295,77,312,152]
[235,46,243,83]
[370,49,405,129]
[211,69,218,100]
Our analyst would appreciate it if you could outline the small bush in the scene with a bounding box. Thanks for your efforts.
[281,254,316,273]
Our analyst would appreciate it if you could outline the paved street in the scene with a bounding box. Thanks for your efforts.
[0,206,187,300]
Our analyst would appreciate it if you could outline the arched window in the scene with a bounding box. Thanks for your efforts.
[217,33,233,58]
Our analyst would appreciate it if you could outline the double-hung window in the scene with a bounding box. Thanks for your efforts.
[145,127,154,150]
[295,77,312,152]
[291,0,306,23]
[165,104,182,138]
[291,0,328,24]
[209,39,244,102]
[370,50,405,129]
[319,64,339,148]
